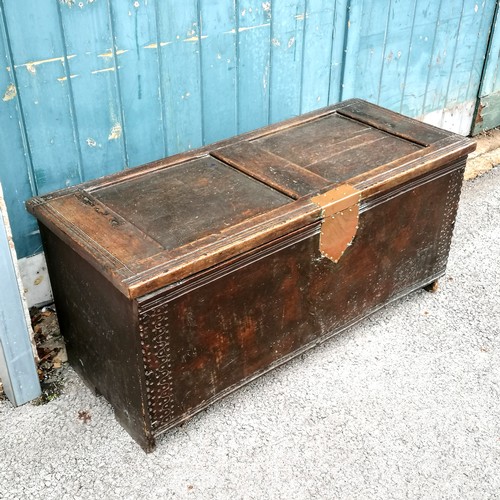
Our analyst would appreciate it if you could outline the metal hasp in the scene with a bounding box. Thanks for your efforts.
[0,185,41,406]
[311,184,361,263]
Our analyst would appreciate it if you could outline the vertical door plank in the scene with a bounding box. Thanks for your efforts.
[2,0,82,195]
[109,0,166,167]
[269,0,307,123]
[237,0,272,133]
[377,0,417,111]
[342,0,391,102]
[0,4,39,257]
[480,4,500,98]
[156,1,203,155]
[400,0,441,118]
[301,0,336,113]
[452,0,497,133]
[472,3,500,134]
[199,0,238,144]
[59,0,128,180]
[419,0,461,120]
[328,0,349,103]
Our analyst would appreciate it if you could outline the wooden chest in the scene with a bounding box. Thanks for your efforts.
[27,100,475,451]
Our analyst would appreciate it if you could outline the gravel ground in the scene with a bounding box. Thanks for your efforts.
[1,167,499,500]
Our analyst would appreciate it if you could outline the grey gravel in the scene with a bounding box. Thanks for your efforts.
[1,167,499,500]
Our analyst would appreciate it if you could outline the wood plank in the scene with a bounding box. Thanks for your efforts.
[307,134,421,181]
[479,3,500,98]
[338,99,449,145]
[377,0,417,111]
[212,141,330,198]
[237,0,272,133]
[303,129,387,167]
[93,156,291,251]
[341,0,390,102]
[453,0,497,134]
[59,0,128,180]
[199,0,238,144]
[155,1,203,154]
[269,0,307,123]
[254,113,371,164]
[421,1,463,121]
[328,0,349,103]
[0,188,41,406]
[3,0,83,194]
[400,0,442,118]
[48,191,164,266]
[301,0,336,112]
[461,2,500,133]
[0,7,39,257]
[109,0,166,167]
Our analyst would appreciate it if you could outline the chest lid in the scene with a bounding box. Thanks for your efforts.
[27,99,474,299]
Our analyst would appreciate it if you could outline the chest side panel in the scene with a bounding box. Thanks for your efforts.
[38,225,153,449]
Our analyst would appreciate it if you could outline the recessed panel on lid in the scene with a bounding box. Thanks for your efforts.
[92,157,291,251]
[253,113,423,183]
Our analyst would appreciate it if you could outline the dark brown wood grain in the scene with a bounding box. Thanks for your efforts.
[307,134,421,181]
[212,142,330,198]
[337,99,450,145]
[39,225,154,451]
[252,113,371,165]
[49,191,164,265]
[94,156,291,251]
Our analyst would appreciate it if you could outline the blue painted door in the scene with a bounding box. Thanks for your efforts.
[473,1,500,134]
[0,0,497,259]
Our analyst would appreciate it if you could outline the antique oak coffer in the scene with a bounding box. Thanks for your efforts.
[27,100,475,451]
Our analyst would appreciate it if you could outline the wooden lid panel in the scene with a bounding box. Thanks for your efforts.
[306,133,422,182]
[41,191,165,268]
[92,156,291,252]
[253,114,371,165]
[336,99,450,145]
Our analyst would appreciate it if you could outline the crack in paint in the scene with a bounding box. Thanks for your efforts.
[91,67,119,74]
[183,35,208,42]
